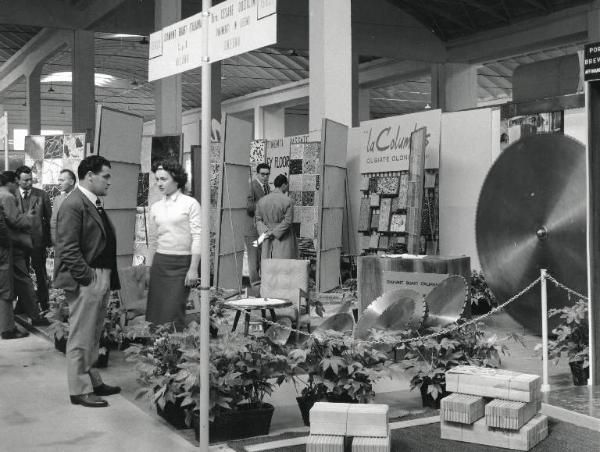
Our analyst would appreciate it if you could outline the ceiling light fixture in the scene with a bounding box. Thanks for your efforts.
[131,78,139,86]
[60,107,65,115]
[48,83,55,93]
[288,49,299,57]
[424,103,432,110]
[41,71,117,87]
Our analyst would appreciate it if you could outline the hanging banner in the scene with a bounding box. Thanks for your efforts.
[359,109,441,173]
[148,0,277,81]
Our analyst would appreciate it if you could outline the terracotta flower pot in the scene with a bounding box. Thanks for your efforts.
[569,361,589,386]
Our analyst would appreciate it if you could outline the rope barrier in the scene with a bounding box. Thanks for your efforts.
[211,270,587,346]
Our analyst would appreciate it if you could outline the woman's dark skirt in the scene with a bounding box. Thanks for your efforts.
[146,253,191,331]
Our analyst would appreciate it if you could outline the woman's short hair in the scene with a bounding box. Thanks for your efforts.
[152,158,188,189]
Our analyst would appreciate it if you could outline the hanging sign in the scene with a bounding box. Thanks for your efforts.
[208,0,277,63]
[359,109,441,173]
[148,0,277,81]
[584,42,600,82]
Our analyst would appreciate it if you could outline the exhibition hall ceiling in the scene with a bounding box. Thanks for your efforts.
[0,0,591,128]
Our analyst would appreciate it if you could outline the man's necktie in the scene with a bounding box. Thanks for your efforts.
[95,198,105,215]
[22,190,30,212]
[263,183,270,194]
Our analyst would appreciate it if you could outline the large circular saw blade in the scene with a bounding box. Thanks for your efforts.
[476,134,587,335]
[423,275,470,328]
[355,289,426,339]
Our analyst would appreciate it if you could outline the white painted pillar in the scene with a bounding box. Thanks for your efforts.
[263,105,285,139]
[308,0,352,134]
[431,63,478,112]
[154,0,182,135]
[72,30,95,134]
[358,88,370,122]
[26,65,42,135]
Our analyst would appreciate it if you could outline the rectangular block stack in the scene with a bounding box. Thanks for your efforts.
[306,402,391,452]
[440,366,548,451]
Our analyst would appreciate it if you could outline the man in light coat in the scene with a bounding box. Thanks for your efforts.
[255,174,297,260]
[50,168,77,244]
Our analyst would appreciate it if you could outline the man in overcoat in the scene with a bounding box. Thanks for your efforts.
[255,174,297,260]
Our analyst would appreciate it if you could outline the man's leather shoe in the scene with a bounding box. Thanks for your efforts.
[1,329,29,339]
[69,393,108,408]
[93,383,121,396]
[31,317,51,327]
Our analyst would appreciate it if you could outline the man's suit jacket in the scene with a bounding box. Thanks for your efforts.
[16,187,51,249]
[54,188,120,292]
[246,178,268,237]
[50,191,70,245]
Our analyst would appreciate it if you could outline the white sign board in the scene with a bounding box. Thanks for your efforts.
[359,109,441,173]
[148,13,204,81]
[382,271,448,299]
[208,0,277,63]
[148,0,277,81]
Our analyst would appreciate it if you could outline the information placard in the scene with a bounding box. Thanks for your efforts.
[382,271,447,298]
[584,42,600,82]
[148,0,277,81]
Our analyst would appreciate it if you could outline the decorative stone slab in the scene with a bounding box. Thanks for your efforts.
[446,366,541,402]
[346,404,389,438]
[309,402,351,436]
[306,434,345,452]
[352,435,391,452]
[440,393,485,424]
[441,414,548,451]
[485,399,541,431]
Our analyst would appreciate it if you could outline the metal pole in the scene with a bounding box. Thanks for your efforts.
[199,1,212,450]
[4,137,8,171]
[540,268,550,392]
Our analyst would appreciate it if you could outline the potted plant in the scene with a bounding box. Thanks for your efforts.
[544,299,589,386]
[400,323,515,408]
[46,288,69,353]
[126,325,193,429]
[94,294,126,368]
[285,331,392,425]
[470,270,496,316]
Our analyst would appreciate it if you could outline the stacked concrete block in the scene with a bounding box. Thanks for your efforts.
[441,393,485,424]
[440,366,548,451]
[306,402,391,452]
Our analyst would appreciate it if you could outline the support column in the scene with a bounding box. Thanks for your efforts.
[308,0,352,134]
[154,0,182,135]
[586,0,600,386]
[358,88,370,122]
[211,61,222,140]
[431,63,478,112]
[26,65,42,135]
[72,30,95,134]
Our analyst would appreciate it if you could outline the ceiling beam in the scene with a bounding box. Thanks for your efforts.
[0,29,72,93]
[446,4,589,63]
[0,0,128,30]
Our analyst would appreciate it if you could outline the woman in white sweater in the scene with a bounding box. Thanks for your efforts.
[146,159,201,330]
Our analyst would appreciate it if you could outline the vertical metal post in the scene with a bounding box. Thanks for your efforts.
[540,268,550,392]
[199,1,212,450]
[4,137,8,171]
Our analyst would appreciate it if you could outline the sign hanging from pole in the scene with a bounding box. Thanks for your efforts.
[148,0,277,81]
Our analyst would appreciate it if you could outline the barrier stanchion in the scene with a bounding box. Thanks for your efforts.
[540,268,551,393]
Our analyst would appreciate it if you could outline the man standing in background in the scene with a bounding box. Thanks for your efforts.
[0,173,28,340]
[50,169,77,245]
[0,171,45,326]
[245,163,271,284]
[15,166,52,312]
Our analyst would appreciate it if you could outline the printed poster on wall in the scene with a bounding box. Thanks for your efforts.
[265,133,308,190]
[359,109,441,174]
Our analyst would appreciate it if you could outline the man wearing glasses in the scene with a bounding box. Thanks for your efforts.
[246,163,271,284]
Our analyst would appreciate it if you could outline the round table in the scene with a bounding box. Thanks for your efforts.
[224,297,292,335]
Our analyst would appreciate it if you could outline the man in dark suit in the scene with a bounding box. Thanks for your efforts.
[0,171,45,326]
[54,156,121,408]
[245,163,270,284]
[15,165,52,311]
[0,173,29,339]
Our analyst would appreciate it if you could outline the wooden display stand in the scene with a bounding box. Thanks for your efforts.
[357,254,471,312]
